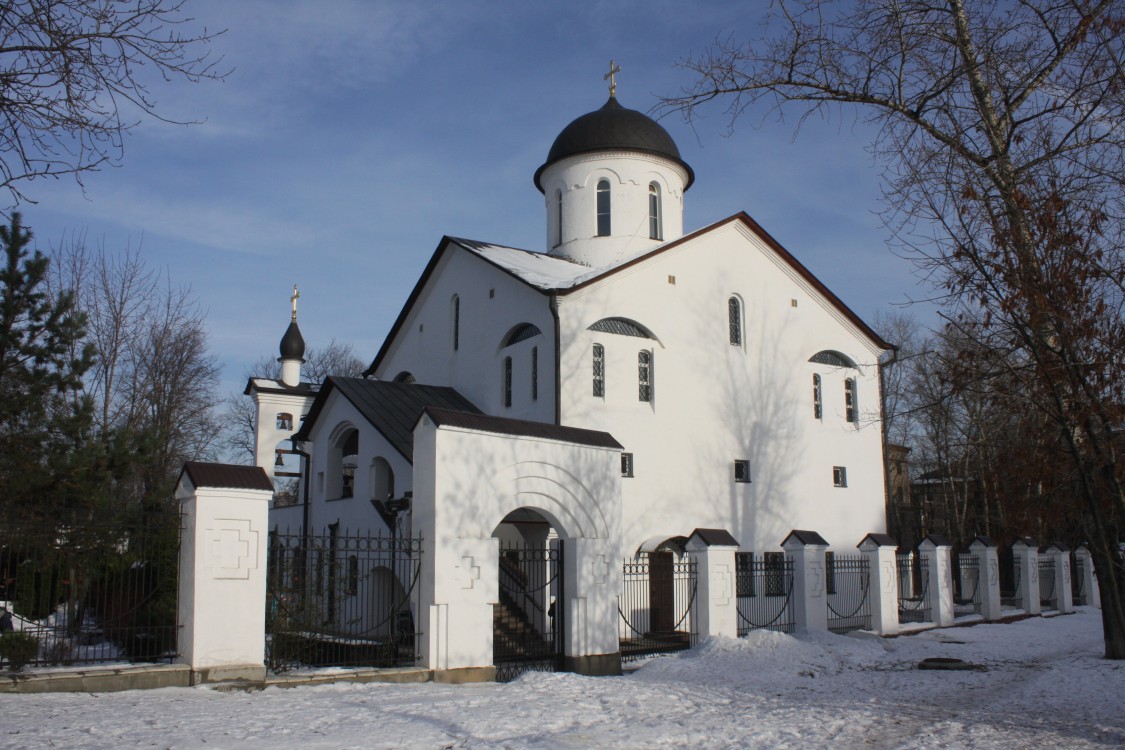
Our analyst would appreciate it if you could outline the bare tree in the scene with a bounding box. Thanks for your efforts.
[221,339,365,463]
[48,236,221,502]
[664,0,1125,656]
[0,0,226,207]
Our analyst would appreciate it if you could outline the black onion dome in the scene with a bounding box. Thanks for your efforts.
[279,320,306,361]
[534,96,694,192]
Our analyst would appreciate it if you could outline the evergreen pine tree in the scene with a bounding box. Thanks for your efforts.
[0,214,97,520]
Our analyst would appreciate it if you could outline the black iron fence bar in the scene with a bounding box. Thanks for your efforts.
[1001,557,1022,607]
[0,514,182,670]
[897,553,931,623]
[1039,558,1057,609]
[734,554,795,634]
[618,553,698,663]
[266,527,423,672]
[826,554,871,633]
[1072,553,1087,605]
[955,553,982,614]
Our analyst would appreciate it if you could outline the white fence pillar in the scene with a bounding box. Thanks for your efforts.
[176,462,274,684]
[1012,538,1041,615]
[969,536,1003,621]
[858,533,899,636]
[1042,543,1073,614]
[919,535,955,627]
[1075,545,1101,608]
[686,529,740,640]
[781,530,830,633]
[562,537,622,675]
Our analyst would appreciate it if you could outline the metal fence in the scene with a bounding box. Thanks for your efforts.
[826,553,872,633]
[1072,553,1088,606]
[735,552,795,636]
[897,553,931,624]
[266,527,422,672]
[0,513,181,670]
[1039,557,1058,611]
[619,552,697,663]
[495,541,563,683]
[1001,555,1022,608]
[953,553,983,615]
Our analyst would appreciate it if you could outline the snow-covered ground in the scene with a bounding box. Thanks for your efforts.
[3,608,1122,749]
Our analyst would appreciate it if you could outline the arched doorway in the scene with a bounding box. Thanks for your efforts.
[492,508,565,682]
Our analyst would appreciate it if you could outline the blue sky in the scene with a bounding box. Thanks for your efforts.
[18,1,930,398]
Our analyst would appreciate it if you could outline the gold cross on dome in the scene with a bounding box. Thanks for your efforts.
[290,284,300,321]
[604,60,621,97]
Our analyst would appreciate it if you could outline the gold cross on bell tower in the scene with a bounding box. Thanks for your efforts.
[604,60,621,97]
[290,284,300,322]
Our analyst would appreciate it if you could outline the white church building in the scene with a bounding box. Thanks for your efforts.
[247,76,892,678]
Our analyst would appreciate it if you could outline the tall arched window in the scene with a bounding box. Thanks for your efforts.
[555,189,563,247]
[592,344,605,397]
[638,350,652,402]
[812,374,823,419]
[728,297,742,346]
[845,378,858,423]
[648,182,662,240]
[531,346,538,401]
[370,457,394,502]
[451,294,460,351]
[596,179,611,237]
[503,356,513,408]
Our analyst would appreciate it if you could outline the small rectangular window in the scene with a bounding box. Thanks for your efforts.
[734,460,751,483]
[503,356,513,408]
[621,452,634,477]
[833,466,848,487]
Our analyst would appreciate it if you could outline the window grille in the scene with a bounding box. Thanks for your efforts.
[592,344,604,397]
[649,182,662,240]
[728,297,742,346]
[809,350,856,367]
[813,374,822,419]
[555,189,563,247]
[503,322,541,347]
[833,466,848,487]
[845,378,858,423]
[734,460,751,483]
[531,347,538,401]
[764,552,786,596]
[452,295,460,351]
[638,350,652,402]
[503,356,513,407]
[621,452,634,477]
[596,179,611,236]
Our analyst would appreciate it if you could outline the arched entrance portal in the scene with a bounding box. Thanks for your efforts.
[492,508,565,682]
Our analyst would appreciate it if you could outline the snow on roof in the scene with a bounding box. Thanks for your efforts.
[449,237,654,291]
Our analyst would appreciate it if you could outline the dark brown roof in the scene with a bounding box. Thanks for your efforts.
[782,529,830,547]
[180,462,274,492]
[424,407,623,450]
[293,377,481,462]
[688,528,740,547]
[858,532,898,549]
[243,377,319,396]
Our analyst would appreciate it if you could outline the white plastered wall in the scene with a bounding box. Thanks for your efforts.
[283,389,411,535]
[557,219,888,554]
[540,151,688,268]
[412,416,623,672]
[375,247,556,422]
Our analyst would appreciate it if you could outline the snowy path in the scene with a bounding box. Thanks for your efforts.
[3,608,1122,749]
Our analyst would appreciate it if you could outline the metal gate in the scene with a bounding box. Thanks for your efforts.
[265,527,422,673]
[826,553,872,633]
[619,552,697,663]
[897,553,931,623]
[494,540,563,682]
